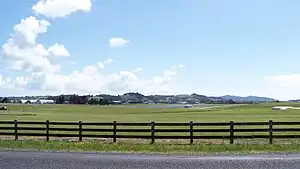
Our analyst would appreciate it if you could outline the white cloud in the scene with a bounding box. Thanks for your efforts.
[264,74,300,88]
[0,61,179,95]
[0,0,182,96]
[32,0,92,19]
[97,62,105,69]
[109,37,130,48]
[179,64,185,68]
[48,43,70,57]
[133,68,143,72]
[1,0,81,74]
[103,58,114,64]
[12,16,50,46]
[1,16,61,73]
[97,58,114,69]
[261,74,300,100]
[164,70,176,77]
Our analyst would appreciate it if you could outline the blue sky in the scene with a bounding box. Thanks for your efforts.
[0,0,300,100]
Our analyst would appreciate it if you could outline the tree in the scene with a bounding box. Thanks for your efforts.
[88,97,109,105]
[69,95,75,104]
[226,99,236,104]
[1,97,8,103]
[56,95,65,104]
[88,98,98,105]
[99,98,109,105]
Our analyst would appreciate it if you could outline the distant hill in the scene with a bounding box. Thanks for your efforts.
[2,93,277,105]
[288,99,300,102]
[220,95,276,102]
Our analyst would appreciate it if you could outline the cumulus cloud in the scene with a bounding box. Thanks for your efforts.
[32,0,92,19]
[1,16,62,73]
[0,0,181,96]
[109,37,130,48]
[12,16,50,46]
[1,61,179,95]
[48,43,70,57]
[97,59,114,69]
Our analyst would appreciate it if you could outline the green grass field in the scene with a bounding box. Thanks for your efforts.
[0,102,299,139]
[1,102,300,137]
[1,102,300,153]
[1,102,300,122]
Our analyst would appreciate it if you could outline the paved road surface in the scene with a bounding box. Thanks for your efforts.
[1,151,300,169]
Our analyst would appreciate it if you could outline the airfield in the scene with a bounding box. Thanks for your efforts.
[0,102,298,123]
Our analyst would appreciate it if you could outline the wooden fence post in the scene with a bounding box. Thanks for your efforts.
[79,121,82,141]
[269,120,273,144]
[14,120,18,141]
[189,121,194,144]
[230,121,234,144]
[113,121,117,143]
[46,120,49,141]
[151,121,155,144]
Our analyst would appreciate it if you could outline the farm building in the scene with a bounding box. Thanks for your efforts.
[112,101,122,104]
[21,99,55,104]
[272,106,293,111]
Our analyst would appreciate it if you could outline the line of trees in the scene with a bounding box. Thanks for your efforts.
[88,98,109,105]
[0,97,8,103]
[55,95,109,105]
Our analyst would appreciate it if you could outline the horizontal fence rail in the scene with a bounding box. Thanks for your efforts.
[0,120,300,144]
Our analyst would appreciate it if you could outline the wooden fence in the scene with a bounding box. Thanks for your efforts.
[1,120,300,144]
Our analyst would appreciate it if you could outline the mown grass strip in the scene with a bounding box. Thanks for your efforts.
[1,140,300,154]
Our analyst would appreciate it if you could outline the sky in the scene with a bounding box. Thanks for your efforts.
[0,0,300,100]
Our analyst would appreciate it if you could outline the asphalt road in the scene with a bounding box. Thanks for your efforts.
[1,151,300,169]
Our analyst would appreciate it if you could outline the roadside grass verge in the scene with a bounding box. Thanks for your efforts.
[1,140,300,154]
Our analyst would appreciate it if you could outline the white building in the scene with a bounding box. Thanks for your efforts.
[21,99,55,104]
[272,106,293,111]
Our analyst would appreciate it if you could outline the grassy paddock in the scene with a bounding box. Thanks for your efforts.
[1,102,300,144]
[2,140,300,154]
[1,102,300,122]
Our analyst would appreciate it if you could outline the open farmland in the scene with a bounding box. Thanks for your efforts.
[1,102,300,145]
[0,102,299,122]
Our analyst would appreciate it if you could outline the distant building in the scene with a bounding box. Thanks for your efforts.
[178,101,187,104]
[21,99,55,104]
[272,106,293,111]
[111,101,122,104]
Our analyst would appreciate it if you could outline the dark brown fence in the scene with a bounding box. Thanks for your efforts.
[1,120,300,144]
